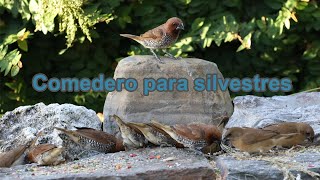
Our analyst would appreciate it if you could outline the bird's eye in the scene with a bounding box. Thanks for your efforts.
[172,22,176,25]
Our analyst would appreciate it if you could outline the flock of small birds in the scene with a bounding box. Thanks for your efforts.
[0,18,317,171]
[0,113,316,169]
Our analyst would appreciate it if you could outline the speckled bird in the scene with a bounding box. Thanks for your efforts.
[110,115,148,150]
[120,17,184,63]
[54,127,124,153]
[151,120,222,153]
[127,122,184,148]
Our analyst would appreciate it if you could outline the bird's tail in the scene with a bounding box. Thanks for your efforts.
[150,120,176,137]
[120,34,142,42]
[110,114,127,128]
[54,127,79,143]
[127,122,147,128]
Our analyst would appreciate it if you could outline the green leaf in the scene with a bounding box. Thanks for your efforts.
[0,45,8,59]
[236,44,246,52]
[10,65,20,77]
[3,34,19,45]
[17,28,26,37]
[191,18,204,31]
[284,19,290,29]
[18,40,28,52]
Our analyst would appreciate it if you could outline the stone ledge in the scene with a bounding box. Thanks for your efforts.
[0,147,217,179]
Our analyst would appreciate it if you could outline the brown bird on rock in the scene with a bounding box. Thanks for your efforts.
[127,122,184,148]
[151,120,222,153]
[55,127,124,153]
[27,144,65,166]
[120,17,184,63]
[222,127,299,153]
[262,122,314,147]
[110,115,148,150]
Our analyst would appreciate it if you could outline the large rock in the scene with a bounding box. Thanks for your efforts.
[0,147,217,179]
[0,103,101,160]
[226,92,320,141]
[104,55,233,136]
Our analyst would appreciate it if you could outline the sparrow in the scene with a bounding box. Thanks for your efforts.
[262,122,314,147]
[0,131,42,167]
[120,17,184,63]
[222,127,298,153]
[27,144,65,166]
[127,122,184,148]
[109,115,148,150]
[54,127,124,153]
[151,120,222,153]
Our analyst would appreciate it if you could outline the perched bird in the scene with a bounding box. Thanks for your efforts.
[110,115,148,150]
[0,131,42,167]
[222,127,298,153]
[120,17,184,63]
[151,120,222,153]
[262,122,314,147]
[127,122,184,148]
[27,144,65,166]
[55,127,124,153]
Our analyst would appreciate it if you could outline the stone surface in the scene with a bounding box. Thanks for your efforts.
[104,55,233,136]
[225,92,320,141]
[0,103,101,160]
[216,147,320,180]
[0,147,217,179]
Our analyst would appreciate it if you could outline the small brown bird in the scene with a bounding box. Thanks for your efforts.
[110,115,148,150]
[262,122,314,147]
[27,144,65,166]
[120,17,184,63]
[222,127,298,153]
[0,132,42,167]
[151,120,222,153]
[55,127,124,153]
[127,122,184,148]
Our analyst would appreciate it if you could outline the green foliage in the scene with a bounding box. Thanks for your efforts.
[0,0,320,114]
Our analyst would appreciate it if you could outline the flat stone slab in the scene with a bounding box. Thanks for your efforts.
[0,147,217,179]
[216,146,320,180]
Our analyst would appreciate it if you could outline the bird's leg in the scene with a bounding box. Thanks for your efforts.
[162,49,179,60]
[150,49,164,63]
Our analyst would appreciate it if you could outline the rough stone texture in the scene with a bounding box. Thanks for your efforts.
[0,147,217,179]
[0,103,101,160]
[104,55,233,136]
[216,149,320,180]
[225,92,320,142]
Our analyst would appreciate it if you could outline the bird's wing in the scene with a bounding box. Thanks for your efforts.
[262,123,297,134]
[148,123,176,139]
[173,124,203,140]
[75,127,117,145]
[242,129,279,145]
[140,26,164,40]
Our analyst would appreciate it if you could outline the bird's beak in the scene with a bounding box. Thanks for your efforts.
[308,136,314,142]
[176,23,184,30]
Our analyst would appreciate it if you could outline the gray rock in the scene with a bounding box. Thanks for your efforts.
[0,147,217,179]
[226,92,320,141]
[104,55,233,136]
[216,150,320,180]
[0,103,101,160]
